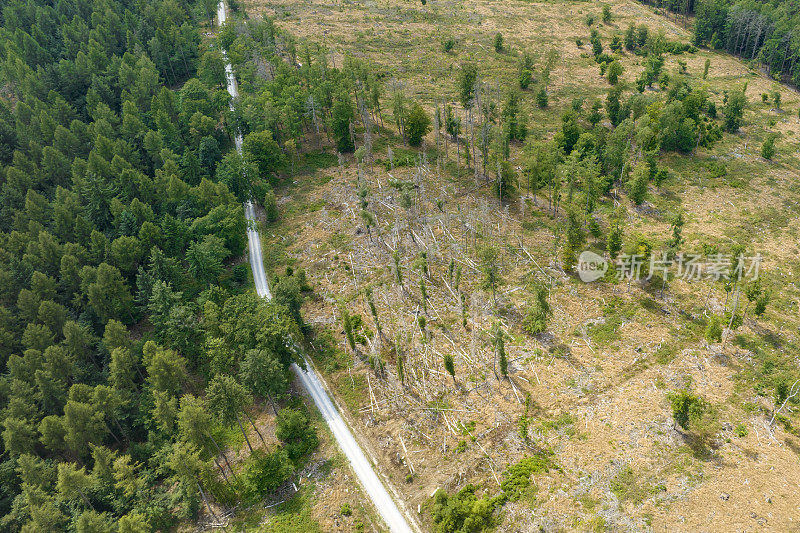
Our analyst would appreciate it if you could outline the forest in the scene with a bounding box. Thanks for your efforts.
[0,0,327,530]
[642,0,800,85]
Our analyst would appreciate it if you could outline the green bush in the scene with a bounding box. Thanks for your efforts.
[431,485,498,533]
[536,87,548,108]
[606,60,623,85]
[668,389,707,430]
[602,5,612,23]
[761,134,776,160]
[519,68,533,90]
[500,454,552,502]
[405,102,431,147]
[242,449,294,500]
[276,408,319,463]
[522,285,551,335]
[705,315,722,343]
[264,188,278,223]
[494,32,503,53]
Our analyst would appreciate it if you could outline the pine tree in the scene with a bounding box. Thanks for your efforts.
[494,322,508,380]
[443,354,456,385]
[342,306,356,352]
[607,220,623,259]
[629,161,649,205]
[331,95,356,153]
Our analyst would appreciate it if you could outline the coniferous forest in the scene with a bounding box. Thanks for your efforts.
[0,1,326,530]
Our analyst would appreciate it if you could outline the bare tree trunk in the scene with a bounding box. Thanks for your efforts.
[237,417,254,453]
[208,434,238,482]
[244,410,267,446]
[197,481,220,523]
[213,457,230,484]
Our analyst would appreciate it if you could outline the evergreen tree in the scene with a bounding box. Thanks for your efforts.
[443,354,456,385]
[628,161,649,205]
[206,375,256,453]
[331,96,356,153]
[723,89,746,133]
[606,60,623,85]
[405,103,432,147]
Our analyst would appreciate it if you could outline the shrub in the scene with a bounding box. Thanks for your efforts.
[522,285,551,335]
[591,35,603,57]
[668,389,707,430]
[607,60,623,85]
[723,89,746,132]
[536,87,548,108]
[431,485,498,533]
[761,134,776,160]
[242,449,293,500]
[442,36,455,53]
[494,32,503,53]
[501,454,552,502]
[264,188,278,223]
[276,408,319,462]
[753,293,770,316]
[519,68,533,89]
[610,34,623,52]
[404,102,431,147]
[705,315,722,343]
[602,5,612,23]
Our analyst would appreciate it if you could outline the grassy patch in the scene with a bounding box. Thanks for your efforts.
[303,151,339,171]
[541,412,577,437]
[587,296,637,346]
[500,452,554,503]
[260,485,323,533]
[610,464,664,506]
[654,342,678,365]
[333,372,368,415]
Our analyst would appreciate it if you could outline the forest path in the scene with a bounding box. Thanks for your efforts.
[216,2,416,532]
